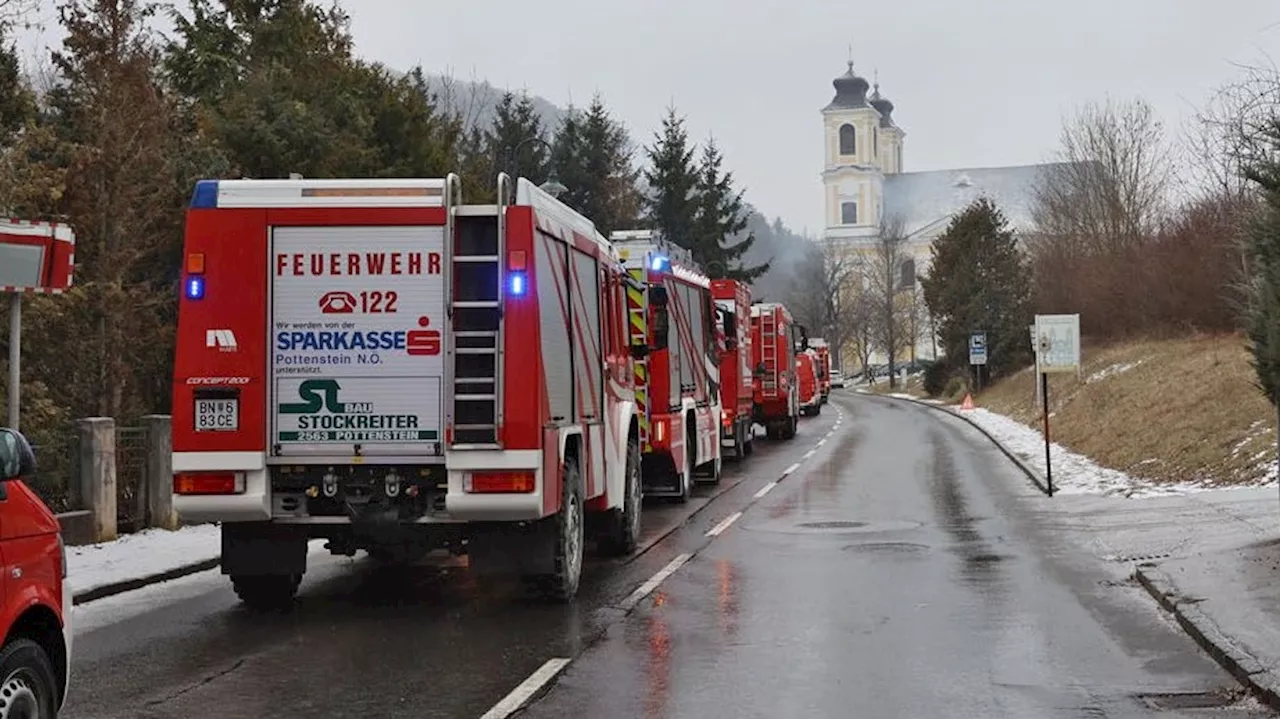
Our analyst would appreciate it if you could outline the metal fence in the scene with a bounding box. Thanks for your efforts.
[27,422,81,514]
[115,426,148,534]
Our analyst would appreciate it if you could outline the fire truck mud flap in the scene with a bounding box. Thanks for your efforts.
[221,522,308,577]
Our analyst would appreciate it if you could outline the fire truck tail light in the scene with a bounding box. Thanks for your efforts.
[174,472,244,495]
[508,250,527,271]
[186,253,205,274]
[466,471,535,493]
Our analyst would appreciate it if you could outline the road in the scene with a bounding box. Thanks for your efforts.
[65,394,1269,718]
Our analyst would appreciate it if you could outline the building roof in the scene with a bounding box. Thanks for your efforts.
[823,62,872,112]
[882,163,1072,239]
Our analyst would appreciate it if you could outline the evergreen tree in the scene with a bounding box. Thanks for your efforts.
[552,95,640,235]
[921,197,1032,378]
[1242,132,1280,430]
[643,106,699,248]
[486,92,550,183]
[692,137,768,281]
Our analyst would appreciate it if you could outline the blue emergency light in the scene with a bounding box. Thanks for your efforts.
[185,276,205,300]
[650,255,670,272]
[508,272,528,297]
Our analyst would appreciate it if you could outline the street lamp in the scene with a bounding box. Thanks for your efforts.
[509,136,567,199]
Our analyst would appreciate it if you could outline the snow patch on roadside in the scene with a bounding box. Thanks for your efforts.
[67,523,221,596]
[960,407,1208,498]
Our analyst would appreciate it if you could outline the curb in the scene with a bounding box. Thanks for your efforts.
[72,558,220,606]
[859,391,1050,496]
[1134,564,1280,710]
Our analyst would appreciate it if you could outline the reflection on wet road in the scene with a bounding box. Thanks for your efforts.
[521,395,1270,718]
[63,409,838,719]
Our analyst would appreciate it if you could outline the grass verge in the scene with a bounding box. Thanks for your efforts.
[976,333,1275,487]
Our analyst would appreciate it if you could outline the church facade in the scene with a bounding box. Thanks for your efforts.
[819,61,1065,370]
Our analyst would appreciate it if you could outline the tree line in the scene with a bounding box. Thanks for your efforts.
[0,0,781,509]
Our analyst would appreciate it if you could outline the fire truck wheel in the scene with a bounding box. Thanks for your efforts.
[677,424,695,503]
[743,429,755,456]
[600,436,642,556]
[231,574,301,611]
[528,459,585,602]
[782,415,798,440]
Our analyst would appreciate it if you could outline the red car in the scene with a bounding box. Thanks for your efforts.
[0,428,72,716]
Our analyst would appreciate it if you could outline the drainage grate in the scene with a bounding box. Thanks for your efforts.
[1137,690,1242,710]
[843,542,929,554]
[798,521,867,529]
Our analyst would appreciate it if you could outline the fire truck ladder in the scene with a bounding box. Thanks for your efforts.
[448,174,511,448]
[761,313,778,393]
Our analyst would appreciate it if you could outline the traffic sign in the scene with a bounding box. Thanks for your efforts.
[969,331,987,366]
[1034,314,1080,374]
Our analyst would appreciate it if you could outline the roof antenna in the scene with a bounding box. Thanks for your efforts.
[847,42,854,71]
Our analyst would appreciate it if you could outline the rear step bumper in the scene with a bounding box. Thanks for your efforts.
[172,450,549,524]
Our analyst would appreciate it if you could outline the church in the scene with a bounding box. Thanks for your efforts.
[819,60,1063,369]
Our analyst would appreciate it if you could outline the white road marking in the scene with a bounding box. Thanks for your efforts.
[803,450,816,459]
[782,462,801,478]
[480,657,573,719]
[817,439,827,447]
[617,552,693,611]
[706,511,743,537]
[754,481,777,498]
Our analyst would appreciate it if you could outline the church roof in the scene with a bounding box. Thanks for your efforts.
[882,163,1074,239]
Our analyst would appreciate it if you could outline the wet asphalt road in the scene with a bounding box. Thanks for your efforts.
[522,394,1271,719]
[63,408,836,719]
[64,394,1271,718]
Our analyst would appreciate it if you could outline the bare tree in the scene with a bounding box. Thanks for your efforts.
[1032,97,1173,256]
[784,240,860,369]
[864,216,914,388]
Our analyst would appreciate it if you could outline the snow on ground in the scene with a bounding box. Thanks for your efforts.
[1085,360,1144,384]
[958,407,1209,498]
[68,523,221,596]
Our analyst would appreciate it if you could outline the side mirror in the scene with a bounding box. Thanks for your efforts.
[0,428,36,481]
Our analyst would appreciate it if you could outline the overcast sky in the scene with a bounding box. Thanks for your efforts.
[17,0,1280,234]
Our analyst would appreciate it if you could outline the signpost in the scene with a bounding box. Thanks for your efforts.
[1033,313,1080,497]
[0,220,76,430]
[969,330,987,390]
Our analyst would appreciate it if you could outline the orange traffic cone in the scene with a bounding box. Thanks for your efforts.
[960,393,975,411]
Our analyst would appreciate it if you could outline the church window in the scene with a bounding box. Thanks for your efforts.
[841,201,858,225]
[838,124,856,156]
[900,258,916,290]
[874,127,878,156]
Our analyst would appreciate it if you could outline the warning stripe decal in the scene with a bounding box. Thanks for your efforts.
[627,267,648,449]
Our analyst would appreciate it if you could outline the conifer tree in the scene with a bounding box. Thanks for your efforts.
[487,92,550,183]
[921,197,1032,378]
[643,106,699,247]
[692,137,768,280]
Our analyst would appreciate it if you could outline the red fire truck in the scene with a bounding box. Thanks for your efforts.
[610,230,722,501]
[711,279,754,459]
[797,350,822,416]
[171,173,642,606]
[808,338,831,404]
[750,302,802,440]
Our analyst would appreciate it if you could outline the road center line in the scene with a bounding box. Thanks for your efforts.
[803,449,816,459]
[817,439,827,447]
[754,481,777,498]
[781,462,801,478]
[480,657,572,719]
[705,511,743,537]
[616,552,693,612]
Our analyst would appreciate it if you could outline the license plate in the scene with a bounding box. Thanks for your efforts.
[195,398,238,432]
